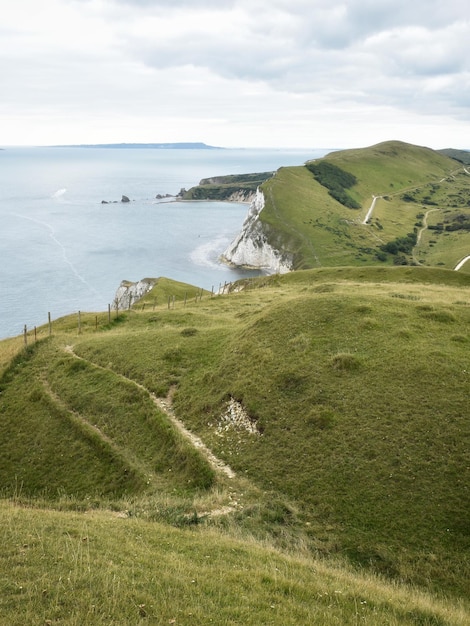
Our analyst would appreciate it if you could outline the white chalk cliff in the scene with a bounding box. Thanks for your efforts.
[114,278,156,309]
[221,189,293,273]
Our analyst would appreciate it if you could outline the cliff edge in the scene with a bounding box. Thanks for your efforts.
[220,189,293,273]
[114,278,156,309]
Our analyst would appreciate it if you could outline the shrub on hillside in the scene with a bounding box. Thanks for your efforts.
[381,232,417,256]
[306,161,361,209]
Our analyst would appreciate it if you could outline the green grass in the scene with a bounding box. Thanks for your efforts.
[1,267,470,623]
[0,339,214,499]
[2,140,470,622]
[257,141,470,270]
[2,501,469,626]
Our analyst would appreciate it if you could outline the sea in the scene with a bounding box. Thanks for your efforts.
[0,146,329,339]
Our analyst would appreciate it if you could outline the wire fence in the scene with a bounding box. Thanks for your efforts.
[20,280,242,346]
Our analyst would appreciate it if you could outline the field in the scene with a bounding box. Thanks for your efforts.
[1,266,469,624]
[257,141,470,271]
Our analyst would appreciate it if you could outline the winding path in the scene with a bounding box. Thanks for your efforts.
[63,345,236,479]
[361,165,469,268]
[454,256,470,271]
[362,195,381,224]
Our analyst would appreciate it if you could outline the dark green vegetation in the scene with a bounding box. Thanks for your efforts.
[183,171,273,200]
[256,141,470,270]
[306,160,361,208]
[1,268,470,624]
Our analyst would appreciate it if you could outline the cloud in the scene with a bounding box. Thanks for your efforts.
[1,0,469,147]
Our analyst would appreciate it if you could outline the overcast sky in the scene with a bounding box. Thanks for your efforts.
[2,0,469,149]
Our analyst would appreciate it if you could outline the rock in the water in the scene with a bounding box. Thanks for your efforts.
[121,195,130,203]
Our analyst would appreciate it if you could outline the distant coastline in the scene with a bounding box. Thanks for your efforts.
[48,142,224,150]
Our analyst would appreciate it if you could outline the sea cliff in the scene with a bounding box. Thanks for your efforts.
[114,278,156,309]
[221,189,293,273]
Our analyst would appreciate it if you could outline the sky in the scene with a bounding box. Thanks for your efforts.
[1,0,469,149]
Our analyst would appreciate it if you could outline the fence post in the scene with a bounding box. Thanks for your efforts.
[23,325,27,347]
[34,326,37,342]
[108,304,111,324]
[78,311,81,334]
[48,312,52,337]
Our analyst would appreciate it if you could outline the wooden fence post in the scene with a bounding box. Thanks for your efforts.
[48,312,52,337]
[108,304,111,323]
[23,325,27,347]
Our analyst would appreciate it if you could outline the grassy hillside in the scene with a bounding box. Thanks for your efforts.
[1,268,469,624]
[257,141,470,270]
[3,502,469,626]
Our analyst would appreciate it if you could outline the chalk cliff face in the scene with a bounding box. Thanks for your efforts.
[114,278,156,309]
[225,190,257,203]
[221,189,293,274]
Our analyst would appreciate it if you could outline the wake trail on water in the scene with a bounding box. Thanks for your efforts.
[14,212,102,298]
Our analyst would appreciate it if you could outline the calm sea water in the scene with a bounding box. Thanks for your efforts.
[0,146,328,339]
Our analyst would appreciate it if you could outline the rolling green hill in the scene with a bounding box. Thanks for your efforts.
[1,141,470,624]
[1,267,469,624]
[255,141,470,270]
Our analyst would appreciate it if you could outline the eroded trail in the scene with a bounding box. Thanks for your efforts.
[63,345,236,480]
[454,255,470,271]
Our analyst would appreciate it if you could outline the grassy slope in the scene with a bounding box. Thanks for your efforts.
[2,268,469,622]
[3,502,469,626]
[2,138,470,623]
[259,141,470,270]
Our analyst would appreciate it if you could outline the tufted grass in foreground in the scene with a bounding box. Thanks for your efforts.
[1,501,469,626]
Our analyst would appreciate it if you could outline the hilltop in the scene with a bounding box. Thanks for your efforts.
[219,140,470,273]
